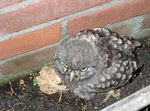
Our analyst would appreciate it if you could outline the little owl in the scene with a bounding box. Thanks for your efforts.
[53,28,141,100]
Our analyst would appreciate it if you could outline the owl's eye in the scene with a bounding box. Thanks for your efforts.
[64,63,68,68]
[81,67,88,72]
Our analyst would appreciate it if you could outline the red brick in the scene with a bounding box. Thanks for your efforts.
[0,23,60,60]
[0,45,56,75]
[0,0,22,8]
[68,0,150,36]
[0,0,110,36]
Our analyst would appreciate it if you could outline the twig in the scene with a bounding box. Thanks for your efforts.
[58,91,63,103]
[5,81,16,96]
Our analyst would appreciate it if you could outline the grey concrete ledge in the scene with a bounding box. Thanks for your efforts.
[101,85,150,111]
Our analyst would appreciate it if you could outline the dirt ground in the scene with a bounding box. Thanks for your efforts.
[0,38,150,111]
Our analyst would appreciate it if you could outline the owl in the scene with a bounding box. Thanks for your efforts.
[53,28,141,100]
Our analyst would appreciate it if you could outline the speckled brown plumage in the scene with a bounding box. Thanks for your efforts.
[53,28,141,100]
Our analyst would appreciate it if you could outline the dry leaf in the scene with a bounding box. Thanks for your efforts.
[36,66,68,95]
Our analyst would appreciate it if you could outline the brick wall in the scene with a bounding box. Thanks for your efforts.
[0,0,150,83]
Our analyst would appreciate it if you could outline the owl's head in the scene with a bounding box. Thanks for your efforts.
[53,34,99,82]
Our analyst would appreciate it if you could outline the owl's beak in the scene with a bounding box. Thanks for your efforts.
[70,70,79,81]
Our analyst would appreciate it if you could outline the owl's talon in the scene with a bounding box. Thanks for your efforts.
[103,90,120,102]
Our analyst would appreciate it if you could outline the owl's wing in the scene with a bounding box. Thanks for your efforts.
[93,28,141,55]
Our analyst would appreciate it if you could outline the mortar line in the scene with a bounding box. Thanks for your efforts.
[60,20,69,40]
[0,0,129,41]
[0,0,41,14]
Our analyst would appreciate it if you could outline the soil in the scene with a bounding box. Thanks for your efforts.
[0,38,150,111]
